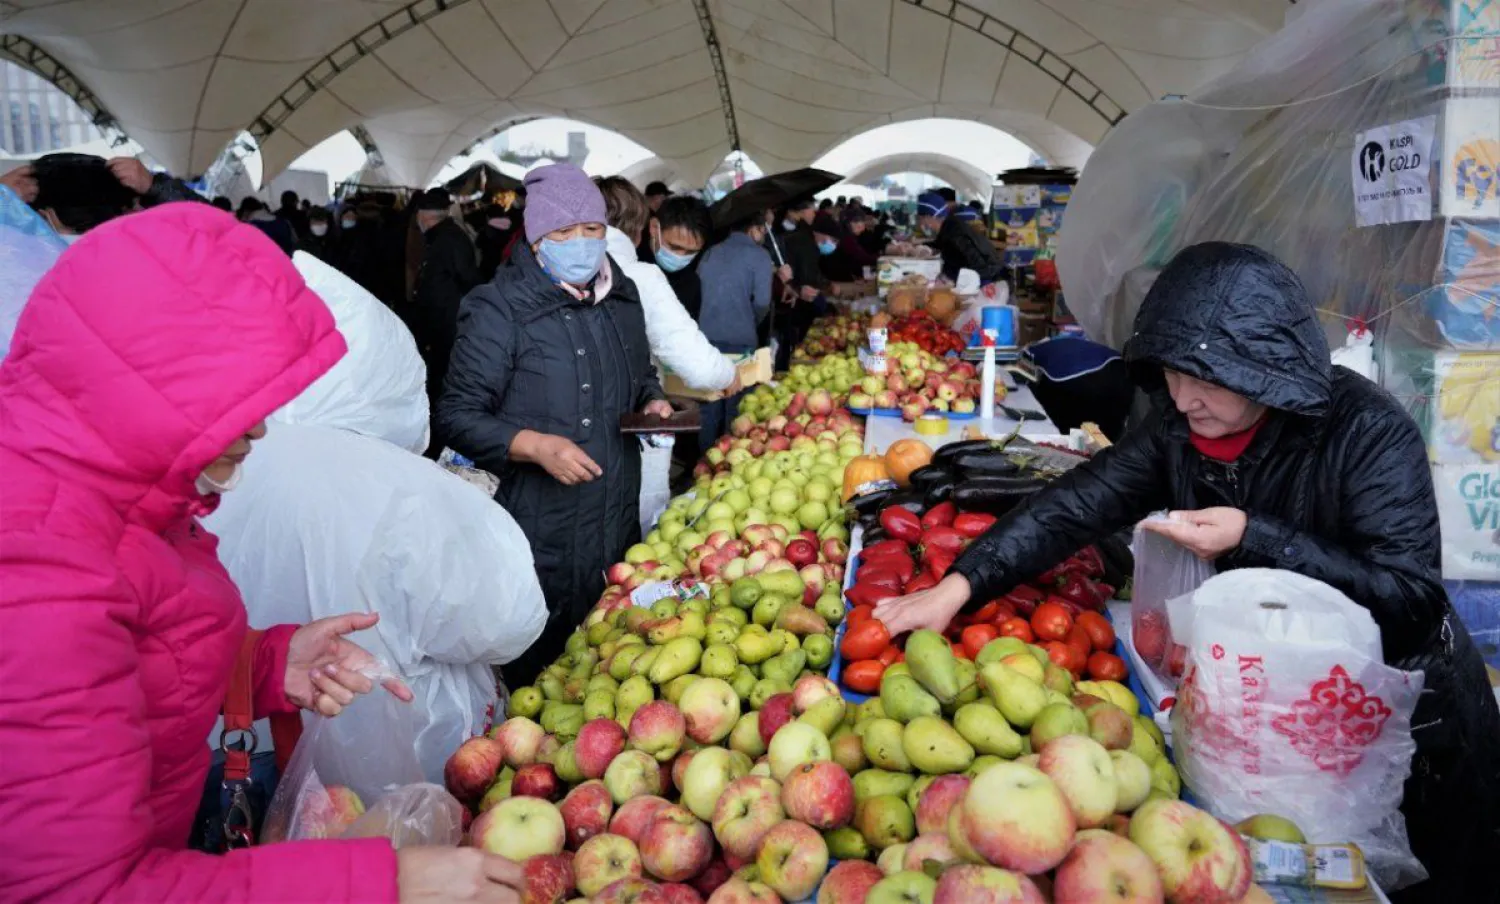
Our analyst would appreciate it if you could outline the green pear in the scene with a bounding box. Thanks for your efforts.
[705,621,740,646]
[853,768,916,802]
[734,626,778,664]
[1235,813,1307,844]
[861,718,913,772]
[729,711,766,757]
[700,643,738,678]
[749,677,791,709]
[752,594,785,628]
[1150,757,1182,798]
[974,636,1027,667]
[582,690,616,721]
[679,611,707,640]
[586,620,614,647]
[711,607,748,627]
[953,702,1024,758]
[978,662,1046,730]
[615,675,653,724]
[905,775,935,813]
[769,628,799,655]
[775,604,828,636]
[901,716,974,775]
[760,648,806,686]
[648,637,702,684]
[966,755,1004,778]
[866,871,936,904]
[855,698,888,724]
[798,696,847,736]
[1127,720,1163,765]
[1136,714,1166,749]
[729,577,763,609]
[553,741,584,783]
[880,673,941,723]
[759,570,803,599]
[650,598,677,619]
[508,686,543,719]
[663,673,698,704]
[824,826,871,860]
[730,665,757,700]
[1029,702,1089,750]
[539,672,566,702]
[1042,663,1074,697]
[854,796,916,849]
[904,629,959,704]
[803,634,834,669]
[541,703,583,740]
[630,647,660,678]
[585,674,618,696]
[814,593,845,626]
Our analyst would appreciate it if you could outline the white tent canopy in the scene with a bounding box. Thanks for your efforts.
[0,0,1293,187]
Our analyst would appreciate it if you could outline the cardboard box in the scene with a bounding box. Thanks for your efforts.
[1433,462,1500,580]
[876,256,943,297]
[1448,0,1500,90]
[662,347,772,401]
[1423,219,1500,347]
[1441,97,1500,219]
[1383,349,1500,465]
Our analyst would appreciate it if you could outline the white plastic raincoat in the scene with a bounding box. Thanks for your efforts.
[206,254,546,781]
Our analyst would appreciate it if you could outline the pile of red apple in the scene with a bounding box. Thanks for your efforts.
[884,311,966,357]
[845,351,990,421]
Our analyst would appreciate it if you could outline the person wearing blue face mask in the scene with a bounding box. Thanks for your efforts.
[439,164,671,687]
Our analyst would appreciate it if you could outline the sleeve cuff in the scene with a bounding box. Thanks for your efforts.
[252,624,300,717]
[951,554,996,613]
[1240,513,1298,564]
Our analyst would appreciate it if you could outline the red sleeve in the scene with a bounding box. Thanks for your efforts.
[252,623,300,718]
[0,535,400,904]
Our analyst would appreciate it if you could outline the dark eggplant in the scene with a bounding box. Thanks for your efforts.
[932,439,1005,468]
[952,476,1047,514]
[881,488,927,513]
[907,464,954,492]
[952,452,1024,478]
[847,487,896,518]
[861,524,889,545]
[923,479,955,507]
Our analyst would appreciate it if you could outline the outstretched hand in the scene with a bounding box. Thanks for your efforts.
[1139,507,1247,560]
[285,612,412,716]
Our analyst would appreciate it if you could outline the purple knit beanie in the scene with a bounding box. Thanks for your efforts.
[523,163,607,244]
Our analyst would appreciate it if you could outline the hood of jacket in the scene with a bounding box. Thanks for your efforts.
[1123,241,1331,417]
[279,252,429,452]
[0,204,346,534]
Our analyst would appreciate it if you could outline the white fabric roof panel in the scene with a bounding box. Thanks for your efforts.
[0,0,1292,185]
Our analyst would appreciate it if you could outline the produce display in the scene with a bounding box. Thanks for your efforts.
[881,312,966,357]
[846,345,997,421]
[435,321,1300,904]
[793,313,870,361]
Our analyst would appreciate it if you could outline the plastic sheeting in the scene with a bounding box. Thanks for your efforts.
[1060,0,1500,599]
[0,185,65,359]
[206,259,546,782]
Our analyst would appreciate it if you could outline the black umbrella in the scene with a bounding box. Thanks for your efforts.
[444,162,523,199]
[709,167,842,229]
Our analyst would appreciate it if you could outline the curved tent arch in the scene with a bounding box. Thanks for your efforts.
[838,154,993,202]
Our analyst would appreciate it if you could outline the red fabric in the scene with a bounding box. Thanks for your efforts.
[1189,417,1267,462]
[0,205,398,903]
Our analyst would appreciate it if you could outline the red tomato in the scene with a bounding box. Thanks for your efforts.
[951,641,967,660]
[1087,651,1128,681]
[973,601,1001,624]
[878,645,902,666]
[842,660,886,694]
[1031,602,1074,643]
[841,620,892,661]
[1045,641,1087,676]
[997,617,1034,643]
[961,624,1000,660]
[1065,624,1093,660]
[1076,611,1116,652]
[847,605,875,628]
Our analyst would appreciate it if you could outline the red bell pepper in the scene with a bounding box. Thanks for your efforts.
[952,512,997,538]
[879,507,923,544]
[920,501,957,530]
[844,583,898,608]
[1001,588,1041,619]
[919,526,966,557]
[861,538,910,560]
[858,569,906,593]
[1055,573,1112,611]
[925,549,957,581]
[903,572,939,594]
[1073,546,1106,579]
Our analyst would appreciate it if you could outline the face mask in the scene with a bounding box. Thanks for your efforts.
[539,236,607,285]
[310,223,328,237]
[782,219,796,231]
[489,217,512,230]
[341,218,356,229]
[656,247,695,273]
[817,239,837,256]
[195,462,243,496]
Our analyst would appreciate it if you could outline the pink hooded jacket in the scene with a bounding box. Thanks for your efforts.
[0,205,399,902]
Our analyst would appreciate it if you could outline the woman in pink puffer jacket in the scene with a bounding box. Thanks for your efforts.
[0,204,522,904]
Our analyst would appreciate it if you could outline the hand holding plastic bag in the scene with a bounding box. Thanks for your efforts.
[1169,568,1427,890]
[1130,513,1215,688]
[263,675,463,847]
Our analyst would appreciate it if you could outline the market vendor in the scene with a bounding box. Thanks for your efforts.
[0,204,523,902]
[916,190,1005,285]
[874,242,1500,901]
[438,164,670,688]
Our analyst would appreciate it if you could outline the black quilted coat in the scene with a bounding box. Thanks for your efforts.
[952,243,1499,898]
[438,242,663,686]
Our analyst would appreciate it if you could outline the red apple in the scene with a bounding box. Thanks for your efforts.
[706,877,779,904]
[817,860,883,904]
[522,853,575,904]
[690,857,733,899]
[513,763,562,800]
[629,701,687,762]
[757,693,796,747]
[711,775,784,862]
[755,820,828,902]
[785,538,818,568]
[560,780,614,849]
[574,833,644,897]
[955,762,1075,874]
[791,675,840,714]
[932,864,1046,904]
[656,883,704,904]
[595,877,661,904]
[780,761,855,829]
[610,796,673,845]
[1129,799,1251,904]
[444,736,503,804]
[639,805,713,882]
[577,718,628,780]
[1053,829,1163,903]
[916,774,971,836]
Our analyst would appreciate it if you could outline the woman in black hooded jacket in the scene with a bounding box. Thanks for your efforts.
[876,242,1499,901]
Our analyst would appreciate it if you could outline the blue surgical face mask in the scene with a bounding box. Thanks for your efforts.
[656,246,696,273]
[539,235,607,285]
[817,239,837,256]
[782,219,796,231]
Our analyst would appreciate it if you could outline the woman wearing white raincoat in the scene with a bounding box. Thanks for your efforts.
[206,253,547,781]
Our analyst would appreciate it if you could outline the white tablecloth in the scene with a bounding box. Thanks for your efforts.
[861,385,1060,453]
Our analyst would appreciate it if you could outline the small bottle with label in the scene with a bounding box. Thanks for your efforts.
[1246,838,1367,890]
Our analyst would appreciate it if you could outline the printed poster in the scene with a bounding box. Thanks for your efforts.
[1351,116,1437,227]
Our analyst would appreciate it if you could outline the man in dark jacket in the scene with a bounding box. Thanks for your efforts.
[296,207,335,263]
[439,164,670,687]
[412,188,480,452]
[917,190,1005,285]
[774,198,825,369]
[875,242,1500,901]
[648,196,711,320]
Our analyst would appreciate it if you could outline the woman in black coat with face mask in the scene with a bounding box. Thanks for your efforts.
[876,243,1500,902]
[438,164,671,687]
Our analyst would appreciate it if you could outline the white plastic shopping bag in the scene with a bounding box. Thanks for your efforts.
[639,434,675,536]
[1130,513,1215,692]
[1169,569,1427,890]
[263,683,463,847]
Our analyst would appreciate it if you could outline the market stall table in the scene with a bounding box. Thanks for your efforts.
[861,385,1059,453]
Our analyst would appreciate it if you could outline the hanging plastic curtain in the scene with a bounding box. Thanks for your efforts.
[0,185,67,359]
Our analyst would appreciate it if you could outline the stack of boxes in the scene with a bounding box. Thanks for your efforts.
[990,181,1072,269]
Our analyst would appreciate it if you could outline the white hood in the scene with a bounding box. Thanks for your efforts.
[278,252,429,453]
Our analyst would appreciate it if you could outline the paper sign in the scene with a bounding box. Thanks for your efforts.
[1351,116,1436,227]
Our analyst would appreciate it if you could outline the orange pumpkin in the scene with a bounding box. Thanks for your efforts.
[843,454,891,501]
[885,439,934,488]
[926,288,957,324]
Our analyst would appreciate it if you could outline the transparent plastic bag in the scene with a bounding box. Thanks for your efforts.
[1169,569,1427,890]
[1130,514,1215,689]
[263,680,463,847]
